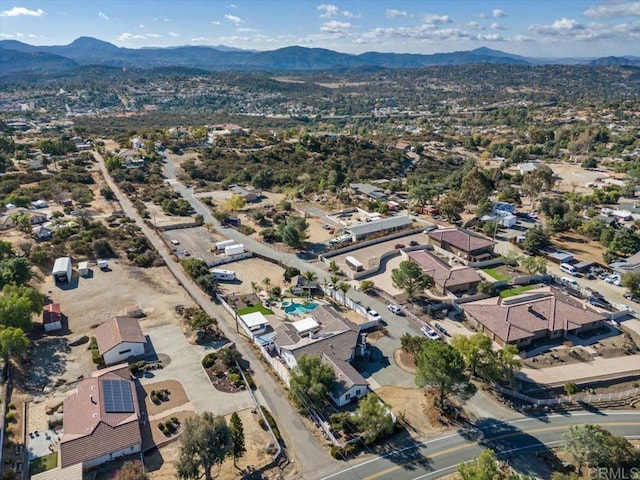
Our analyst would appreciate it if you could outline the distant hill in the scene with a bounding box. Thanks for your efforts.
[0,36,636,75]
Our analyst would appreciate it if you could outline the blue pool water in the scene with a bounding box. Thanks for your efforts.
[284,302,319,315]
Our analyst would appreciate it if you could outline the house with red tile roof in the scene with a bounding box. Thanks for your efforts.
[406,250,481,294]
[59,364,142,469]
[460,286,605,347]
[94,316,147,366]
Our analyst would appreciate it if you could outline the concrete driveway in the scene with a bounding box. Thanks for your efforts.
[141,324,253,416]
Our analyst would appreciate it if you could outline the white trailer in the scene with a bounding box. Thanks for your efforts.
[211,269,237,281]
[345,256,364,272]
[225,244,245,256]
[52,257,72,283]
[78,261,89,277]
[214,239,236,252]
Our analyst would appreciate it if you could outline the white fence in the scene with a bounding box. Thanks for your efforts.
[208,251,253,267]
[495,384,640,407]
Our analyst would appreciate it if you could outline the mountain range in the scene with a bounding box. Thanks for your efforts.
[1,36,639,76]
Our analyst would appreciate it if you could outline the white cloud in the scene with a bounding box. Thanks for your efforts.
[138,24,145,28]
[320,20,353,34]
[225,14,243,25]
[477,12,487,19]
[362,24,470,41]
[118,32,146,41]
[0,33,14,38]
[237,27,259,32]
[492,9,508,18]
[424,14,452,24]
[211,21,221,25]
[513,34,535,42]
[490,22,506,30]
[98,11,109,21]
[28,33,36,38]
[386,9,408,18]
[584,1,640,18]
[466,21,485,30]
[15,32,24,37]
[169,31,180,37]
[477,33,506,42]
[191,37,208,42]
[146,33,162,38]
[163,17,170,22]
[228,3,237,8]
[0,6,46,17]
[317,4,359,19]
[528,17,640,42]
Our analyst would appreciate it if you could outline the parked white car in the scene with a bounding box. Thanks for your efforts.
[605,274,621,285]
[421,325,440,340]
[387,304,403,315]
[367,309,382,321]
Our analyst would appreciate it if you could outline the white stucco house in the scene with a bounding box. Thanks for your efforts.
[94,316,147,365]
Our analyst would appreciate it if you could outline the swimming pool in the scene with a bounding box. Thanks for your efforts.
[283,302,319,315]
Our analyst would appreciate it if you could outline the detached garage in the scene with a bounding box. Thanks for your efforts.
[95,316,147,365]
[43,303,63,332]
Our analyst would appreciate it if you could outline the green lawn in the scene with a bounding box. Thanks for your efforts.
[236,303,274,316]
[482,267,509,281]
[499,285,538,298]
[29,452,58,475]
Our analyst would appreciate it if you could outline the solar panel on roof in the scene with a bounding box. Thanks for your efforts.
[102,379,134,413]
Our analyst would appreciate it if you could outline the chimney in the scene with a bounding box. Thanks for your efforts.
[90,395,97,405]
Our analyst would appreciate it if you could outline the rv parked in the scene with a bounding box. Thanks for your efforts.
[211,269,237,281]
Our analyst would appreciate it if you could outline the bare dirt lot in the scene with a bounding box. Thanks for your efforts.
[143,407,275,480]
[162,225,221,263]
[546,162,610,193]
[552,231,606,265]
[216,257,286,296]
[145,202,194,228]
[21,261,194,395]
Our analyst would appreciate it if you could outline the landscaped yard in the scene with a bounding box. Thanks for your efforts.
[29,452,58,475]
[236,303,274,316]
[499,284,538,298]
[482,267,509,281]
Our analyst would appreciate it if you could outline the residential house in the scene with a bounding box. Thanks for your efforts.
[461,286,605,347]
[406,250,481,294]
[610,251,640,275]
[345,216,413,242]
[349,183,388,202]
[229,184,262,203]
[291,275,321,296]
[94,316,147,366]
[427,227,495,262]
[518,162,538,174]
[59,364,142,469]
[0,208,48,230]
[43,303,63,332]
[274,305,368,406]
[33,225,53,241]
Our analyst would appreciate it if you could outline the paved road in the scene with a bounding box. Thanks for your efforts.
[315,411,640,480]
[94,151,335,478]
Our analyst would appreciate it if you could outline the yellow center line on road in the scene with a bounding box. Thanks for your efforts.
[362,422,640,480]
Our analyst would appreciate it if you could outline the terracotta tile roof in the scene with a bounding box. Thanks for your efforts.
[428,227,495,253]
[94,316,146,355]
[43,303,62,325]
[461,287,605,343]
[60,364,141,468]
[407,250,481,289]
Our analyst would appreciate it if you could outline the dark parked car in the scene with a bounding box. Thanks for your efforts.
[394,244,405,249]
[409,240,419,246]
[434,322,449,336]
[587,295,612,309]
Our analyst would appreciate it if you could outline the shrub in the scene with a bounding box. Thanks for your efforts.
[330,445,356,460]
[170,417,179,424]
[259,406,282,442]
[242,369,256,390]
[88,337,98,350]
[202,353,217,369]
[91,350,105,367]
[228,373,242,386]
[8,403,15,410]
[157,423,166,432]
[5,412,16,423]
[150,393,160,404]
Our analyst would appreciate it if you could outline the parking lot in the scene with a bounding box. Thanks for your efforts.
[162,226,223,263]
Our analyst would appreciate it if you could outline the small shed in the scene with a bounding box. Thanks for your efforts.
[78,261,89,277]
[43,304,63,332]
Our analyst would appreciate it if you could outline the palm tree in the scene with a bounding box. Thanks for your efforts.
[262,277,272,294]
[250,281,259,297]
[338,282,351,306]
[329,275,340,288]
[303,271,318,299]
[287,285,296,302]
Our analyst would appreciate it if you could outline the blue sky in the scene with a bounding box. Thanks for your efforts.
[0,1,638,57]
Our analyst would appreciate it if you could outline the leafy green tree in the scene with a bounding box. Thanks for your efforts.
[0,285,45,331]
[229,412,246,466]
[522,225,550,252]
[279,215,309,249]
[359,280,375,293]
[562,425,640,473]
[438,194,465,222]
[457,448,498,480]
[622,271,640,297]
[0,326,29,363]
[289,354,335,410]
[578,217,607,240]
[415,339,475,404]
[225,194,246,212]
[391,261,434,299]
[176,412,232,480]
[181,258,210,279]
[519,255,547,275]
[460,167,494,205]
[353,393,395,444]
[610,228,640,256]
[451,333,494,379]
[0,257,32,288]
[0,241,13,260]
[564,381,577,396]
